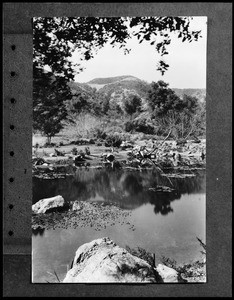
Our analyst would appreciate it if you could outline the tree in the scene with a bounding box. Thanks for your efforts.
[89,92,109,116]
[71,92,90,112]
[146,80,203,138]
[100,95,110,115]
[147,80,183,117]
[33,68,73,143]
[180,94,199,115]
[109,101,123,117]
[33,17,202,141]
[34,17,201,78]
[124,94,142,116]
[154,95,203,139]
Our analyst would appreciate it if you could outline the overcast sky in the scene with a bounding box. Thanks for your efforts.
[73,17,207,89]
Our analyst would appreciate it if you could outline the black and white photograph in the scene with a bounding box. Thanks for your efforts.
[32,16,207,283]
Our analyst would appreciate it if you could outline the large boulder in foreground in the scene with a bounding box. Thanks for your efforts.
[63,237,157,283]
[156,264,180,283]
[32,195,68,214]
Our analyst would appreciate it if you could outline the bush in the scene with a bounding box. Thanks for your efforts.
[124,121,135,133]
[124,118,155,134]
[92,128,107,140]
[135,119,155,134]
[120,132,132,142]
[43,142,56,148]
[71,147,78,155]
[125,246,155,268]
[104,133,123,148]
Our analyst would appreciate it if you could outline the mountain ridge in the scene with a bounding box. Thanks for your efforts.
[86,75,140,85]
[73,75,206,103]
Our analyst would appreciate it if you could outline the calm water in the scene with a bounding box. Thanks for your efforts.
[32,168,206,283]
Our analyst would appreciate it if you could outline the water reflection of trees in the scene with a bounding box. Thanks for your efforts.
[33,168,205,216]
[168,171,206,194]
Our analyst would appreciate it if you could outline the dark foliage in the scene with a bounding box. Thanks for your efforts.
[33,68,74,143]
[105,133,123,148]
[125,246,155,268]
[124,94,142,115]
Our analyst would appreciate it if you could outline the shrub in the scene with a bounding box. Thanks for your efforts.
[104,133,123,148]
[135,118,155,134]
[92,128,107,140]
[43,142,56,148]
[71,147,78,155]
[124,121,135,133]
[125,246,155,268]
[124,118,155,135]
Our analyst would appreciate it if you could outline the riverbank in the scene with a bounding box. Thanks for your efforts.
[32,134,206,180]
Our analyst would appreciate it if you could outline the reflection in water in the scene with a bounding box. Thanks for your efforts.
[33,168,205,217]
[120,173,143,195]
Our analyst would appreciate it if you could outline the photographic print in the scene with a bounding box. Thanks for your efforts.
[32,16,207,283]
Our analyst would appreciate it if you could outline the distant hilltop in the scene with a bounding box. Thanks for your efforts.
[86,75,142,91]
[86,75,140,85]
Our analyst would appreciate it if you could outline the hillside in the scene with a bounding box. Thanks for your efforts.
[85,76,206,102]
[96,77,150,109]
[70,76,206,112]
[172,88,206,102]
[70,76,149,111]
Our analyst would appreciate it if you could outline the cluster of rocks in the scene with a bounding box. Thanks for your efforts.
[126,139,206,169]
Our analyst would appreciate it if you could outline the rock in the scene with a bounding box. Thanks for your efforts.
[120,141,133,150]
[156,264,180,283]
[85,147,90,155]
[149,186,175,193]
[55,149,65,156]
[63,237,157,283]
[43,156,69,163]
[103,153,115,162]
[35,158,45,165]
[35,165,52,171]
[72,201,82,211]
[75,155,86,165]
[32,195,68,214]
